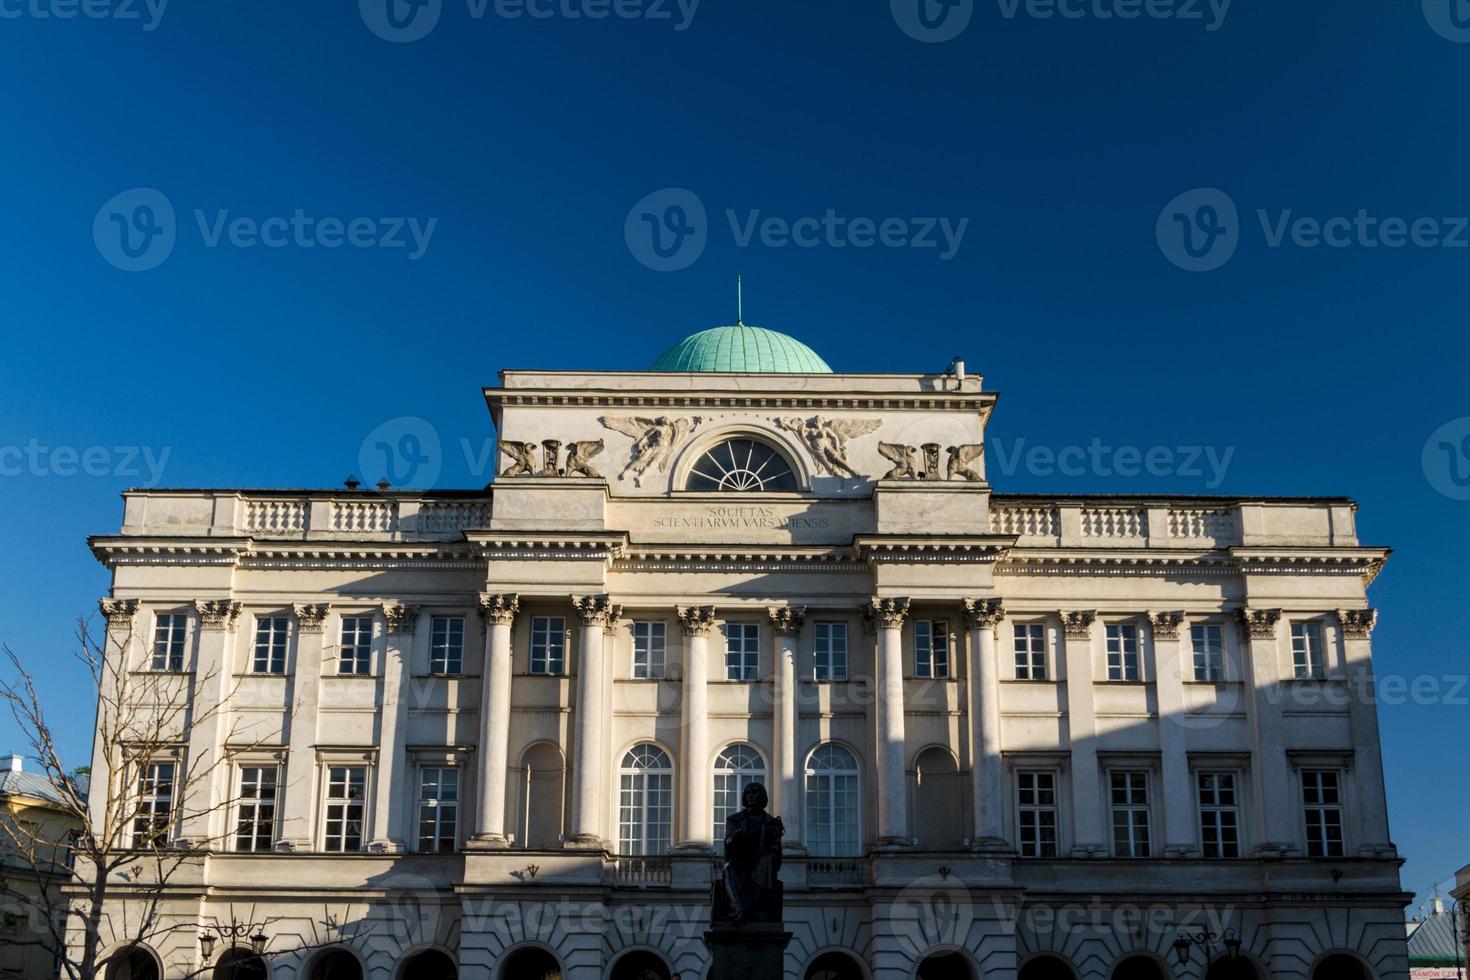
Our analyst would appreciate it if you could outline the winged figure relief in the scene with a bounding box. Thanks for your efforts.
[772,416,883,479]
[498,439,538,477]
[598,416,703,487]
[946,443,985,481]
[877,442,919,481]
[563,439,605,479]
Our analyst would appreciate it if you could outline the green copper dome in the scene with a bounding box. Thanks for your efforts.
[649,324,833,373]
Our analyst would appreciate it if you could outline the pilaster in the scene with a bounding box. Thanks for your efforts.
[871,596,911,848]
[1061,609,1104,856]
[963,597,1008,851]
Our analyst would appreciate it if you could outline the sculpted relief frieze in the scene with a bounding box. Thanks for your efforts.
[599,415,704,486]
[771,416,882,478]
[498,438,605,478]
[879,440,985,482]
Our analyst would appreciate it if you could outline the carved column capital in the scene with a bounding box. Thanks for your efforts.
[572,594,618,629]
[1148,611,1185,641]
[195,599,242,631]
[868,597,911,630]
[962,597,1005,634]
[478,593,520,627]
[768,606,806,636]
[294,603,331,634]
[678,605,717,637]
[382,603,420,635]
[1338,608,1378,639]
[1060,610,1096,639]
[99,597,140,627]
[1236,607,1281,639]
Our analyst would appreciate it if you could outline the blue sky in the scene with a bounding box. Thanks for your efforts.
[1,0,1466,912]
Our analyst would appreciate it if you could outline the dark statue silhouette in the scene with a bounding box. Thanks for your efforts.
[710,782,784,924]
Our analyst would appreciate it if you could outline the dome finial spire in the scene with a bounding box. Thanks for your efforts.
[736,274,743,326]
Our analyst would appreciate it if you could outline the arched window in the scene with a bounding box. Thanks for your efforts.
[398,949,457,980]
[1112,955,1168,980]
[1020,955,1078,980]
[500,946,562,980]
[105,949,159,980]
[609,949,673,980]
[1205,958,1260,980]
[518,742,566,849]
[686,438,798,492]
[913,747,963,850]
[804,951,865,980]
[618,744,673,855]
[805,744,859,856]
[919,951,978,980]
[214,948,268,980]
[307,949,363,980]
[1311,955,1371,980]
[713,744,767,841]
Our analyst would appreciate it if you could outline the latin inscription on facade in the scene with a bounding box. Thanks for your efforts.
[652,505,831,531]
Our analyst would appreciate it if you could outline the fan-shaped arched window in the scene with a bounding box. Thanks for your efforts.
[618,744,673,855]
[686,438,798,492]
[805,744,860,856]
[713,744,767,841]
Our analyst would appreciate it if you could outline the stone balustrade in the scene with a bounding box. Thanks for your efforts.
[988,496,1360,548]
[120,490,493,541]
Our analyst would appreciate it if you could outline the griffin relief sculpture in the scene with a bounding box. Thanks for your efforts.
[945,443,985,481]
[498,438,605,478]
[772,416,882,479]
[498,440,539,477]
[877,442,920,480]
[562,439,604,479]
[875,440,986,481]
[599,416,704,487]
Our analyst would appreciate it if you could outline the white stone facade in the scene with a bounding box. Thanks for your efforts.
[80,367,1410,980]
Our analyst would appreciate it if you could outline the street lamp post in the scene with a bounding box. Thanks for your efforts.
[1172,928,1242,970]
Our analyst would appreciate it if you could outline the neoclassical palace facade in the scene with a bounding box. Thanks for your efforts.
[81,324,1409,980]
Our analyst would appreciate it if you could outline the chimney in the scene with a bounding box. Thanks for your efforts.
[1,754,22,773]
[1433,896,1445,916]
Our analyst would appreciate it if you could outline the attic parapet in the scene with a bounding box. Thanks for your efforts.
[988,496,1360,549]
[115,490,493,542]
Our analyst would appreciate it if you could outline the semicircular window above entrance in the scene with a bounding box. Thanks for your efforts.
[686,438,799,492]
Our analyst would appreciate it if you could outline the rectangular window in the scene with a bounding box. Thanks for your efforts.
[132,761,175,847]
[1106,624,1141,682]
[1302,769,1345,857]
[1291,622,1327,680]
[915,620,950,679]
[632,621,666,679]
[1014,624,1047,681]
[530,616,566,675]
[151,614,187,671]
[323,766,366,852]
[724,624,759,681]
[338,616,373,675]
[234,766,278,852]
[1191,624,1224,682]
[1109,770,1151,857]
[1197,771,1240,858]
[253,617,288,674]
[416,767,460,853]
[1016,770,1059,857]
[814,622,849,682]
[430,616,465,675]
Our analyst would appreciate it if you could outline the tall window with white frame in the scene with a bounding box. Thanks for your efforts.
[132,760,175,847]
[1291,622,1327,680]
[1014,623,1047,681]
[1105,624,1141,681]
[338,616,373,675]
[617,744,673,856]
[1191,623,1224,682]
[805,744,860,857]
[1109,770,1151,857]
[712,745,766,842]
[416,767,459,853]
[1015,770,1058,857]
[253,616,288,675]
[430,616,464,675]
[234,766,278,852]
[813,622,848,682]
[323,766,366,852]
[530,616,566,675]
[915,620,949,679]
[151,613,187,671]
[632,621,666,679]
[1196,771,1240,858]
[1301,769,1345,857]
[724,623,759,682]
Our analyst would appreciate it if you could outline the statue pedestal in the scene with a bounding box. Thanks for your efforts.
[703,924,792,980]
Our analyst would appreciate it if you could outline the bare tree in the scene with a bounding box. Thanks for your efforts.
[0,606,263,980]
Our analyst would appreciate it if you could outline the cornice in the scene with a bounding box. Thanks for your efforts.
[855,535,1011,565]
[90,538,251,568]
[490,389,997,418]
[467,532,627,562]
[998,550,1235,577]
[1230,547,1390,586]
[616,546,864,574]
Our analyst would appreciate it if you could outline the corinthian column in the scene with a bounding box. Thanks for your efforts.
[768,605,805,851]
[963,597,1007,850]
[373,603,418,852]
[470,593,518,848]
[677,605,716,851]
[871,596,911,848]
[567,594,619,848]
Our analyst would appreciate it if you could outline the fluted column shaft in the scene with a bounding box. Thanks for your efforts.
[471,593,517,847]
[678,606,716,850]
[872,597,911,847]
[964,598,1006,849]
[568,594,618,847]
[769,606,804,849]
